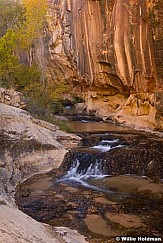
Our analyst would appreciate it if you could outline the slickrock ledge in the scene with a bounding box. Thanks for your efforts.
[0,195,64,243]
[0,103,81,194]
[0,103,88,243]
[0,195,89,243]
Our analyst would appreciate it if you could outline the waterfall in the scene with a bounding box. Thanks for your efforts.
[91,139,125,152]
[62,158,108,181]
[60,139,125,181]
[58,158,110,192]
[59,139,125,182]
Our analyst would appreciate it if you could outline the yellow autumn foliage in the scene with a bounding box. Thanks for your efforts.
[19,0,48,49]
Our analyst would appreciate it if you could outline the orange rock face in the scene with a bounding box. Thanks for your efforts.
[47,0,163,130]
[70,0,156,91]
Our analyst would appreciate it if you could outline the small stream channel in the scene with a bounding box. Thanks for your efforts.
[16,117,163,242]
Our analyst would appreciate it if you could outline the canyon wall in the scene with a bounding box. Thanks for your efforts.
[46,0,163,130]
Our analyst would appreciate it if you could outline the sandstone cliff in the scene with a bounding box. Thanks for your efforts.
[45,0,163,130]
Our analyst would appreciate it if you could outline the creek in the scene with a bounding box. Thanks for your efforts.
[16,117,163,242]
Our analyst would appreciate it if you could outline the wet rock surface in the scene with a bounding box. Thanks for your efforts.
[16,175,163,242]
[16,132,163,242]
[0,195,65,243]
[61,133,163,180]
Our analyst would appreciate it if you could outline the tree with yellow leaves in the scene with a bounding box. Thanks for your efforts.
[19,0,48,49]
[18,0,48,85]
[0,0,48,88]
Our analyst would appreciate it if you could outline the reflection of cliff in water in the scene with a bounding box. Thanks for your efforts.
[67,120,135,133]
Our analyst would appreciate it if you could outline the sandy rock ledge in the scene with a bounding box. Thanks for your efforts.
[0,103,88,243]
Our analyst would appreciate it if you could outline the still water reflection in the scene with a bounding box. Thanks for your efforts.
[67,121,133,133]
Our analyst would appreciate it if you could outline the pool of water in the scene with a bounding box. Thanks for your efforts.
[15,120,163,242]
[67,120,134,133]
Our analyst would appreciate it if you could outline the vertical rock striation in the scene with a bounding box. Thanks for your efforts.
[46,0,163,130]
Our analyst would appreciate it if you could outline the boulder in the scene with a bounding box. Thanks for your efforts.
[0,103,81,194]
[0,103,85,243]
[0,88,26,108]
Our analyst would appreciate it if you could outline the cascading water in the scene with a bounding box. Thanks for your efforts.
[15,127,163,242]
[62,158,107,181]
[91,139,125,152]
[58,139,125,192]
[59,158,110,192]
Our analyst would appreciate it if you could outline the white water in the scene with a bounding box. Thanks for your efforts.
[61,159,108,181]
[92,139,125,152]
[58,139,125,191]
[59,159,111,192]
